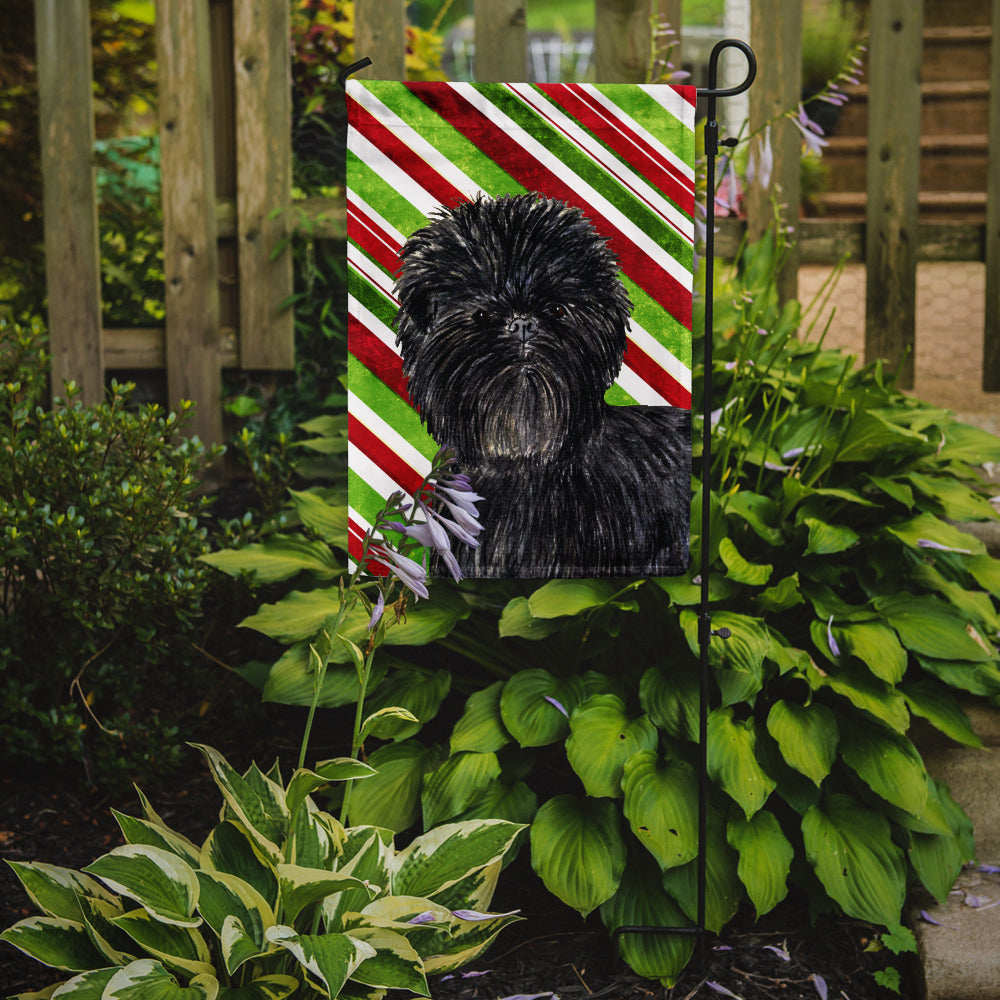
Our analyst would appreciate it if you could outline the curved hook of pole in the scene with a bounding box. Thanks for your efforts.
[337,56,373,91]
[698,38,757,99]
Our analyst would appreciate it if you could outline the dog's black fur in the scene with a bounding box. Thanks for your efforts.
[394,193,690,578]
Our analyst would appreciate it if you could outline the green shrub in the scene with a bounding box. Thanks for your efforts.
[1,743,524,998]
[0,317,220,782]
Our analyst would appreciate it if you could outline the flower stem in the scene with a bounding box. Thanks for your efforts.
[340,644,376,826]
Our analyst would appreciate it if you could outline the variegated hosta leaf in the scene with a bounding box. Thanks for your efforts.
[83,846,200,928]
[112,810,202,868]
[195,870,274,973]
[424,859,501,915]
[421,751,502,829]
[621,751,699,871]
[4,861,118,922]
[565,695,658,799]
[285,760,375,823]
[288,802,343,870]
[77,894,136,966]
[0,916,107,971]
[599,853,694,987]
[529,795,626,917]
[727,810,793,918]
[276,864,375,925]
[765,700,838,786]
[200,822,279,910]
[323,829,393,931]
[391,820,524,901]
[110,908,214,978]
[102,958,218,999]
[345,926,429,995]
[190,745,287,863]
[706,707,776,818]
[46,966,118,997]
[421,907,522,975]
[802,793,906,926]
[265,926,375,998]
[450,681,511,754]
[214,974,299,1000]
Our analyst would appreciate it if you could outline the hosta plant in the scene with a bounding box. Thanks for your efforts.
[1,744,523,999]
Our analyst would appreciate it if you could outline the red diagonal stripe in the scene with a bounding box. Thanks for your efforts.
[349,99,469,212]
[406,83,691,331]
[348,315,411,404]
[348,201,402,275]
[348,413,425,497]
[347,515,390,574]
[623,341,692,409]
[541,83,695,217]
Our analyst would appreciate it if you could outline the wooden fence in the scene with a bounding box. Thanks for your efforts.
[33,0,1000,445]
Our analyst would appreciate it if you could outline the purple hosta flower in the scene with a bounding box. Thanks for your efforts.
[979,864,1000,874]
[763,944,791,962]
[707,983,742,999]
[746,125,774,191]
[812,974,828,1000]
[451,908,521,921]
[441,970,493,982]
[919,909,958,929]
[497,994,557,1000]
[369,544,430,600]
[827,615,842,657]
[544,695,569,718]
[407,911,438,925]
[715,156,742,216]
[367,589,385,631]
[387,501,463,582]
[917,538,973,555]
[792,104,829,157]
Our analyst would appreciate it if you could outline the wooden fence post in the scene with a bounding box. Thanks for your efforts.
[864,0,923,389]
[983,0,1000,390]
[34,0,104,405]
[354,0,406,80]
[746,0,801,305]
[233,0,294,370]
[474,0,527,81]
[157,0,223,445]
[594,0,655,84]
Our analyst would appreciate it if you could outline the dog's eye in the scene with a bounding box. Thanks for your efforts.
[549,303,568,319]
[472,308,491,325]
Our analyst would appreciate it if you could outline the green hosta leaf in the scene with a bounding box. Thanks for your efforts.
[875,594,995,662]
[707,708,776,818]
[195,871,273,973]
[835,621,907,684]
[886,512,985,556]
[724,490,784,545]
[967,553,1000,597]
[347,740,442,832]
[111,909,214,977]
[809,662,910,732]
[835,410,927,463]
[103,959,218,1000]
[421,751,502,828]
[639,664,699,742]
[901,680,982,748]
[916,655,1000,697]
[497,597,564,639]
[0,916,107,971]
[288,488,348,547]
[277,865,374,925]
[216,975,299,1000]
[909,829,965,905]
[112,812,201,868]
[661,810,741,933]
[260,643,388,709]
[727,811,793,918]
[265,926,375,997]
[621,751,698,871]
[566,695,658,798]
[5,862,118,922]
[718,537,772,585]
[803,517,859,556]
[453,779,538,827]
[680,610,770,706]
[866,474,914,509]
[285,759,376,822]
[393,820,524,900]
[935,421,1000,464]
[359,706,421,742]
[653,572,737,605]
[527,579,618,617]
[362,667,451,740]
[802,794,906,926]
[600,853,694,987]
[755,573,804,614]
[190,746,287,862]
[199,822,278,910]
[499,670,584,747]
[200,535,341,584]
[765,700,838,786]
[346,926,428,994]
[910,562,1000,633]
[530,795,626,917]
[83,846,200,928]
[450,682,511,754]
[906,472,998,522]
[839,718,929,816]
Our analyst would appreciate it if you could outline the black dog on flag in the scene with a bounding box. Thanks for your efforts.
[394,192,690,578]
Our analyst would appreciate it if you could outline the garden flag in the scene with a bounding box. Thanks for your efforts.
[346,80,695,579]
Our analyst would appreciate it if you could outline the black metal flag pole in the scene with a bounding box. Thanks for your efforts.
[613,38,756,973]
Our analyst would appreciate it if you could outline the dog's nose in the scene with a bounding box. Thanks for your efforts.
[506,316,537,342]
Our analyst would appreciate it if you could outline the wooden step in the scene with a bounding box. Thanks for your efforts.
[832,80,991,137]
[922,25,993,83]
[813,190,987,222]
[922,0,992,28]
[822,134,989,193]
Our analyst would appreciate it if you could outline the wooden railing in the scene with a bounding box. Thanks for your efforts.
[32,0,1000,445]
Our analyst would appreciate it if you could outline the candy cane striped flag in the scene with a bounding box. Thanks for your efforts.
[346,79,695,572]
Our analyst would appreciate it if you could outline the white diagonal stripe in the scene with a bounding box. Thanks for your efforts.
[627,319,692,390]
[348,391,432,479]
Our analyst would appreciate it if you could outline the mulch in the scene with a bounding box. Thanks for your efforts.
[1,746,913,1000]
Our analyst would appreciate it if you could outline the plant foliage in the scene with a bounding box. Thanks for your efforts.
[1,744,524,999]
